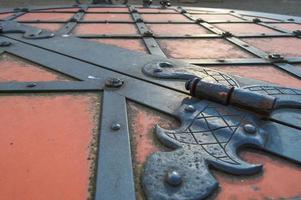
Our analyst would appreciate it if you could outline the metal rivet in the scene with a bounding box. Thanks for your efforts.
[105,77,124,88]
[185,105,195,112]
[243,124,257,134]
[62,34,70,37]
[111,123,121,131]
[165,170,182,186]
[26,83,37,88]
[151,44,156,47]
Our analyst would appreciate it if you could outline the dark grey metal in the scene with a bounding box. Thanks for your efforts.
[95,91,135,200]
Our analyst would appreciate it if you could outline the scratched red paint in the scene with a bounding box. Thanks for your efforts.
[214,23,279,35]
[190,14,244,22]
[74,23,139,35]
[17,13,73,21]
[83,13,133,22]
[0,53,72,82]
[0,13,12,20]
[141,14,192,22]
[158,39,254,59]
[269,23,301,32]
[147,23,211,36]
[24,23,63,32]
[242,37,301,57]
[136,8,177,13]
[39,8,79,12]
[212,149,301,200]
[87,7,129,12]
[209,65,301,89]
[0,93,100,200]
[89,38,148,53]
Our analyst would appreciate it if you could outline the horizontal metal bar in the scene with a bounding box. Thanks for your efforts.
[184,58,269,65]
[0,81,102,93]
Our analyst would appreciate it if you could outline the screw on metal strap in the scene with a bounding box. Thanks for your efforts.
[268,53,286,63]
[222,31,233,38]
[293,30,301,37]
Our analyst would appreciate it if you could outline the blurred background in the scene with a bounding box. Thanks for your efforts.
[1,0,301,16]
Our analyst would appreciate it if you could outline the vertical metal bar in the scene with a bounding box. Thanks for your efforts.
[129,6,167,57]
[95,91,136,200]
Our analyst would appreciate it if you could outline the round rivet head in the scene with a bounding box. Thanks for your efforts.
[185,105,195,112]
[111,123,121,131]
[243,124,257,134]
[105,77,124,88]
[165,170,182,186]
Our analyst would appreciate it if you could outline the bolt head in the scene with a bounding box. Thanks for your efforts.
[185,105,195,112]
[105,77,123,88]
[111,123,121,131]
[243,124,257,134]
[165,170,182,186]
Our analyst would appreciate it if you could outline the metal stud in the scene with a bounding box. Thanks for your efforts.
[243,124,257,134]
[165,170,182,186]
[185,105,196,112]
[26,83,37,88]
[111,123,121,131]
[105,77,124,88]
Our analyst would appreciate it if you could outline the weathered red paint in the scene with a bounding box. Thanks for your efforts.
[25,23,63,32]
[269,23,301,32]
[242,37,301,57]
[190,14,244,22]
[17,13,73,21]
[209,65,301,89]
[0,53,72,82]
[212,149,301,200]
[74,23,139,35]
[0,13,12,20]
[0,93,100,200]
[158,39,254,59]
[147,23,211,36]
[214,23,279,35]
[141,14,191,22]
[242,15,280,22]
[83,13,133,22]
[39,8,79,12]
[136,8,177,13]
[89,38,148,53]
[87,7,129,12]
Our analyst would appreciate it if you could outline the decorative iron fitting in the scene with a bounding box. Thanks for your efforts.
[267,53,286,63]
[0,21,55,39]
[105,77,124,88]
[185,78,276,115]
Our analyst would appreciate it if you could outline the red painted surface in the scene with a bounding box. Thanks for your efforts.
[141,14,192,22]
[209,65,301,89]
[0,93,100,200]
[74,23,139,35]
[214,23,279,35]
[136,8,177,13]
[190,14,244,22]
[39,8,79,12]
[83,13,133,22]
[158,39,254,59]
[89,38,148,53]
[128,102,301,200]
[269,23,301,32]
[87,7,129,12]
[25,23,63,32]
[243,37,301,57]
[242,15,280,22]
[0,13,12,20]
[213,149,301,200]
[147,23,211,36]
[0,53,72,82]
[17,13,73,21]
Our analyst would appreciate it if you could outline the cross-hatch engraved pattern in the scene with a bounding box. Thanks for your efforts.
[166,104,244,165]
[244,85,301,95]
